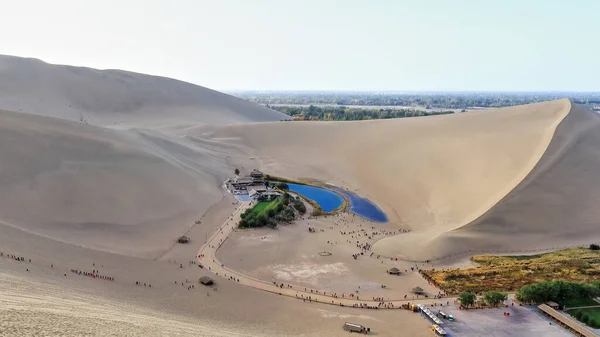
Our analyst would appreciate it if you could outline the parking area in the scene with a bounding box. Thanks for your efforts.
[423,304,574,337]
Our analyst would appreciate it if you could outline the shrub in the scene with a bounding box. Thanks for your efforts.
[590,244,600,250]
[256,215,267,226]
[458,291,476,307]
[267,209,276,218]
[573,310,583,320]
[292,200,306,214]
[589,319,598,328]
[582,314,589,324]
[483,291,508,307]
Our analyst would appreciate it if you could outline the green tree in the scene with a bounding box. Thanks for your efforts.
[256,215,267,227]
[590,243,600,250]
[483,291,508,307]
[458,291,476,308]
[293,200,306,214]
[267,209,276,218]
[234,168,240,175]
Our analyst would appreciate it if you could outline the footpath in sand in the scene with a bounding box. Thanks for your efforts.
[198,202,478,309]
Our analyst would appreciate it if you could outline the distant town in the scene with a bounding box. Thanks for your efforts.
[231,91,600,121]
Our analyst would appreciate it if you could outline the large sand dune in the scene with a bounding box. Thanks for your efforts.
[0,108,234,258]
[0,54,289,127]
[196,99,597,260]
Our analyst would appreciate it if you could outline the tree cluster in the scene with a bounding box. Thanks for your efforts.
[458,291,507,308]
[239,194,302,229]
[272,105,453,121]
[515,280,600,306]
[235,91,600,110]
[291,197,306,214]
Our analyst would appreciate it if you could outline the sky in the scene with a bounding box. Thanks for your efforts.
[0,0,598,92]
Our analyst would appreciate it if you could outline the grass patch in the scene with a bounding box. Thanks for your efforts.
[239,194,299,228]
[421,247,600,294]
[565,298,599,308]
[250,200,275,216]
[567,307,600,328]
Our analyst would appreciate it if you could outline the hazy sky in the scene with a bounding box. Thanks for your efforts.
[0,0,598,91]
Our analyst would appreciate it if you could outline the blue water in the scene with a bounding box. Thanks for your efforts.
[287,183,344,212]
[333,188,389,223]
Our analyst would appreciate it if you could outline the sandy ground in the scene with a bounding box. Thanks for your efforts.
[219,211,441,301]
[0,225,432,336]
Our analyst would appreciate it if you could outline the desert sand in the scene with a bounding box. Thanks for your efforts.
[1,55,599,336]
[0,54,289,127]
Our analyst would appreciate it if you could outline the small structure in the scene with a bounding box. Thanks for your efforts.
[343,322,369,334]
[178,236,190,244]
[249,187,282,201]
[538,304,597,337]
[412,286,424,295]
[387,267,401,275]
[319,251,332,256]
[199,276,214,286]
[430,324,447,336]
[546,301,560,309]
[250,169,264,183]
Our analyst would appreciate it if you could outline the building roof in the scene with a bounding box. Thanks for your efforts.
[388,267,400,273]
[412,286,424,293]
[251,185,268,192]
[234,177,254,184]
[538,304,597,337]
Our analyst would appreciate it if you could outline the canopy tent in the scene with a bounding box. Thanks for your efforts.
[388,267,401,275]
[412,286,424,294]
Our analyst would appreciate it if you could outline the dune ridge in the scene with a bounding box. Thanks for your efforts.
[0,54,289,127]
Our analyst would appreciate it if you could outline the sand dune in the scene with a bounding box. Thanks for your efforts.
[0,108,234,258]
[0,54,289,127]
[196,99,584,260]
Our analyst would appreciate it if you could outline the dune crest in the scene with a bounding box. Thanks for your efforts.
[0,54,289,127]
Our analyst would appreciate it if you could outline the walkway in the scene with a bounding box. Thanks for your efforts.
[197,202,455,309]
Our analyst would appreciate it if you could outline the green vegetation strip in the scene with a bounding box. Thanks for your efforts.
[421,247,600,294]
[271,105,453,121]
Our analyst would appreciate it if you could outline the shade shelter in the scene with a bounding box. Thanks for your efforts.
[199,276,214,286]
[412,286,424,294]
[388,267,401,275]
